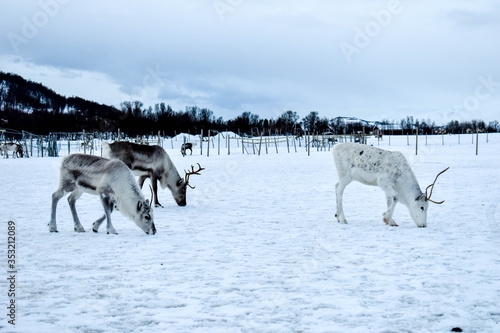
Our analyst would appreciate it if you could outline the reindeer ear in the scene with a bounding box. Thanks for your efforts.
[415,193,425,201]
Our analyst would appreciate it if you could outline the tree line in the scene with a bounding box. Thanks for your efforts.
[1,71,498,138]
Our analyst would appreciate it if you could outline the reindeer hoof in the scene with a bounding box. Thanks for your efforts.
[92,229,98,233]
[383,218,398,226]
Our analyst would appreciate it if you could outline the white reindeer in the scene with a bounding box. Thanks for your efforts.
[49,154,156,235]
[333,143,448,228]
[0,142,24,158]
[102,141,204,207]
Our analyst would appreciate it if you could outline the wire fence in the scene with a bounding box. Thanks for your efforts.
[0,127,495,159]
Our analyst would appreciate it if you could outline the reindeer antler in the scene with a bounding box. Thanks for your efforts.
[425,167,449,204]
[184,163,205,189]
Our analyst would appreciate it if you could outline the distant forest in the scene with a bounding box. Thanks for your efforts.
[1,71,498,137]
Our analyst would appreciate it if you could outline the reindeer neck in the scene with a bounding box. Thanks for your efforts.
[396,167,423,205]
[111,170,143,220]
[161,154,182,188]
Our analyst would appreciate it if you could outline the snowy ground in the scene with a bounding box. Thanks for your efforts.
[1,134,500,332]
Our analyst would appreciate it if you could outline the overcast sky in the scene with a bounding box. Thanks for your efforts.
[1,0,499,124]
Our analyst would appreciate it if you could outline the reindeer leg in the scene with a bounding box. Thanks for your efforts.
[100,195,117,235]
[335,179,350,224]
[68,189,86,232]
[49,187,66,232]
[92,215,106,233]
[380,186,398,227]
[138,175,148,189]
[151,176,163,207]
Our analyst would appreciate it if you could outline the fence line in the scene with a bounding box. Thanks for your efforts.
[0,129,495,158]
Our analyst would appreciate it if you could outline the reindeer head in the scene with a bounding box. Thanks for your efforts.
[134,187,156,234]
[410,167,449,228]
[170,163,205,206]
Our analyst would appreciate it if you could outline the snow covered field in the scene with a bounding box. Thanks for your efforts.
[1,134,500,332]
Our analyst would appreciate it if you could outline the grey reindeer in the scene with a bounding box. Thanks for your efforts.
[102,141,204,207]
[49,154,156,235]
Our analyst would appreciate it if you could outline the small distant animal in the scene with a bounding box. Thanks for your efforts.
[80,135,94,153]
[333,143,448,228]
[49,154,156,235]
[134,137,149,145]
[181,142,193,156]
[102,141,204,207]
[0,142,24,158]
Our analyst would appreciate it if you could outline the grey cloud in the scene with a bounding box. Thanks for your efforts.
[0,0,499,122]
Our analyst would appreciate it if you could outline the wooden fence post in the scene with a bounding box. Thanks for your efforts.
[258,134,263,156]
[83,130,86,154]
[415,126,419,155]
[207,130,210,157]
[476,129,479,155]
[309,132,311,156]
[200,129,203,156]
